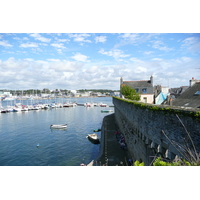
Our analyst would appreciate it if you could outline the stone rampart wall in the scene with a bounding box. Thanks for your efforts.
[113,97,200,165]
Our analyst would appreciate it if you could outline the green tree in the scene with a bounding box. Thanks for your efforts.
[121,85,140,101]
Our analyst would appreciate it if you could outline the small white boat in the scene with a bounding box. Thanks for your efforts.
[50,124,67,129]
[87,133,100,144]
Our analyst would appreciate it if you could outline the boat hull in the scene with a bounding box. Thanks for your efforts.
[50,124,67,129]
[87,134,100,144]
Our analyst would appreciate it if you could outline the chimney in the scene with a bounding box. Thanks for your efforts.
[150,75,153,86]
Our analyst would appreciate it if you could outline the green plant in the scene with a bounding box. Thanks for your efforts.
[120,85,140,101]
[134,160,144,166]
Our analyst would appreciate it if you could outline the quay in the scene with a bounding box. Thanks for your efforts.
[88,113,131,166]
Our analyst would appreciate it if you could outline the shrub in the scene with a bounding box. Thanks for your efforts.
[120,85,140,101]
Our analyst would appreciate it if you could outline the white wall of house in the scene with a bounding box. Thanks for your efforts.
[140,94,154,104]
[161,86,169,93]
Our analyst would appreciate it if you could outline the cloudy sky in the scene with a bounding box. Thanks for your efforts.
[0,33,200,90]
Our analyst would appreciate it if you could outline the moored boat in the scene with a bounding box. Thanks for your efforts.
[50,124,67,129]
[87,133,100,144]
[93,129,101,132]
[101,110,113,113]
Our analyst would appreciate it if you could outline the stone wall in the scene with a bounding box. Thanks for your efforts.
[113,97,200,165]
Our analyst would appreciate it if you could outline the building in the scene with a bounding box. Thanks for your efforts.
[120,76,154,104]
[169,86,189,99]
[190,77,200,87]
[154,85,170,105]
[172,80,200,109]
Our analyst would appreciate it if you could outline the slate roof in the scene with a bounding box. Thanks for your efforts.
[122,80,152,88]
[172,82,200,108]
[122,80,154,94]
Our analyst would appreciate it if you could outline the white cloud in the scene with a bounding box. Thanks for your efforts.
[144,51,153,55]
[152,40,173,51]
[51,43,66,49]
[50,43,66,53]
[115,33,158,48]
[182,37,196,46]
[99,48,130,60]
[29,33,51,43]
[47,59,60,62]
[0,40,13,47]
[71,53,89,62]
[181,36,200,53]
[49,60,83,72]
[68,33,92,43]
[181,57,192,62]
[130,57,144,63]
[95,36,107,43]
[151,58,163,61]
[0,55,199,90]
[84,65,99,73]
[20,42,39,48]
[134,66,147,73]
[56,38,69,43]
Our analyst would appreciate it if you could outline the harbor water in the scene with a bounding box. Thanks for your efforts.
[0,97,114,166]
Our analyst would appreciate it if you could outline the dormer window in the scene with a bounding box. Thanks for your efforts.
[135,88,139,93]
[142,88,147,93]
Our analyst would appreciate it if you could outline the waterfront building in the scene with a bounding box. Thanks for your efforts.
[120,76,154,104]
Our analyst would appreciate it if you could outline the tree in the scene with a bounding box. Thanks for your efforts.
[120,85,140,101]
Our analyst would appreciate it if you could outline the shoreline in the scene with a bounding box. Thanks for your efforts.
[88,113,131,166]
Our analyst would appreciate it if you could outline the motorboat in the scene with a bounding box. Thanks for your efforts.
[50,124,67,129]
[87,133,100,144]
[93,129,101,132]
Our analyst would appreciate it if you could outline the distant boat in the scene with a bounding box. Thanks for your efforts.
[1,109,8,113]
[86,133,100,144]
[93,129,101,132]
[50,124,67,129]
[101,110,113,113]
[3,97,16,101]
[99,103,108,107]
[36,143,40,147]
[63,102,77,107]
[84,102,94,107]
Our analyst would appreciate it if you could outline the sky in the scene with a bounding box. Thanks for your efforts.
[0,33,200,90]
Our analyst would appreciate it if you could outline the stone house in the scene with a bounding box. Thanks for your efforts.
[120,76,154,104]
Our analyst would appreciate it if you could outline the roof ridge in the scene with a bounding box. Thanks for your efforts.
[123,80,149,82]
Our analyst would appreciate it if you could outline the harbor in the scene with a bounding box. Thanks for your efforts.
[0,97,114,113]
[0,97,114,166]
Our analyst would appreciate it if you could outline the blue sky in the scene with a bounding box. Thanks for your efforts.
[0,33,200,90]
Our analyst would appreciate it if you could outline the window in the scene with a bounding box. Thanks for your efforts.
[135,88,139,93]
[142,88,147,93]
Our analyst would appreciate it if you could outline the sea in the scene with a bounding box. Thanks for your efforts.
[0,97,114,166]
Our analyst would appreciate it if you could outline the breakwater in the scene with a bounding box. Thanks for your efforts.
[113,97,200,165]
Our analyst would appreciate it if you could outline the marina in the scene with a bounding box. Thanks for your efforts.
[0,97,114,166]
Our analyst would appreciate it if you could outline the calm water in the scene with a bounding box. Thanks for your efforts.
[0,97,114,166]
